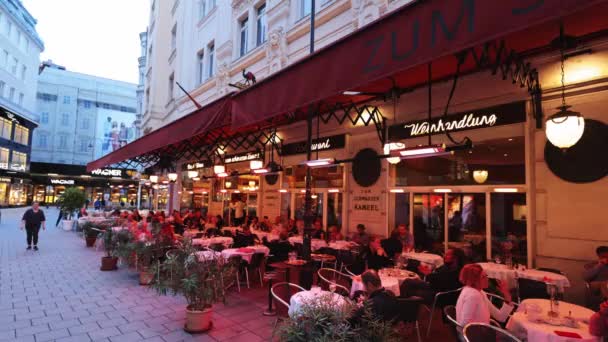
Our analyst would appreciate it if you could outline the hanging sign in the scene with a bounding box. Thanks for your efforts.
[0,177,11,183]
[281,134,346,156]
[89,168,137,178]
[182,160,211,171]
[389,101,526,140]
[224,150,262,164]
[50,179,75,185]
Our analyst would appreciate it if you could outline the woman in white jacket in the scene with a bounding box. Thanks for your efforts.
[456,264,515,328]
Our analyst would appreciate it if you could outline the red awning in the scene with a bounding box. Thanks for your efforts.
[231,0,608,129]
[86,94,232,172]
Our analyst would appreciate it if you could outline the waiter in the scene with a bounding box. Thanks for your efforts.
[21,202,46,251]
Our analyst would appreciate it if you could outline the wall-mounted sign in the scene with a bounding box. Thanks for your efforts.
[224,150,262,164]
[0,177,11,183]
[89,168,136,178]
[182,160,211,171]
[50,179,75,185]
[389,101,526,140]
[281,134,346,156]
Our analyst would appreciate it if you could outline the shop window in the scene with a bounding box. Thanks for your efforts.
[0,182,8,205]
[413,193,444,254]
[10,151,27,171]
[393,137,525,186]
[491,193,527,265]
[447,193,486,262]
[13,124,28,145]
[0,117,12,139]
[0,148,8,169]
[9,183,28,206]
[282,165,344,189]
[295,192,323,223]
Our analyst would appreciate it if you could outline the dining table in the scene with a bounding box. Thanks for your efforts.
[222,226,240,235]
[288,287,351,318]
[402,251,444,269]
[191,236,234,248]
[220,245,270,263]
[506,298,599,341]
[350,268,419,297]
[328,240,359,250]
[288,237,328,251]
[478,262,571,292]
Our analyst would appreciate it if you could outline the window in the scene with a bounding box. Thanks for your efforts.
[61,113,69,126]
[6,21,11,36]
[199,0,206,18]
[257,4,267,46]
[84,100,91,108]
[300,0,312,18]
[171,24,177,51]
[20,65,26,80]
[37,93,58,102]
[168,73,174,100]
[0,118,12,139]
[18,93,23,106]
[10,151,27,171]
[24,39,29,53]
[79,139,88,152]
[81,118,90,130]
[63,96,70,104]
[102,103,110,109]
[8,87,14,101]
[58,135,68,149]
[0,81,4,97]
[239,17,249,57]
[207,44,214,78]
[11,57,17,75]
[13,125,29,145]
[0,148,8,169]
[16,31,21,46]
[2,50,7,69]
[38,134,47,148]
[197,51,204,84]
[41,112,49,124]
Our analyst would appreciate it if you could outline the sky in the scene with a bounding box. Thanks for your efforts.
[22,0,150,84]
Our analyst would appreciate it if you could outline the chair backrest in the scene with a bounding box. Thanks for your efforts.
[463,323,522,342]
[517,278,550,301]
[344,264,360,276]
[248,252,265,268]
[317,268,352,290]
[443,305,461,328]
[228,254,243,266]
[397,296,423,323]
[271,282,306,318]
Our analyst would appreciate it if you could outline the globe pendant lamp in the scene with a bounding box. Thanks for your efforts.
[472,170,488,184]
[545,29,585,150]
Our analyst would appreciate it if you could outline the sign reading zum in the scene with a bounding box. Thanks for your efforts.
[224,150,262,164]
[281,134,346,156]
[388,101,526,140]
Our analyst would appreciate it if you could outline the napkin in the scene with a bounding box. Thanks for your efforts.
[554,331,582,338]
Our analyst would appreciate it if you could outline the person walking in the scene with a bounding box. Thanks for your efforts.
[21,202,46,251]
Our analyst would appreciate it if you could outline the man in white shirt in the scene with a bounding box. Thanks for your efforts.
[231,196,246,226]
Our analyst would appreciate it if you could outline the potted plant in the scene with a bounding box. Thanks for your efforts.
[132,240,157,285]
[151,239,237,333]
[100,228,119,271]
[57,187,86,231]
[83,222,101,248]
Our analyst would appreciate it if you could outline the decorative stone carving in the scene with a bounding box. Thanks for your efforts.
[215,62,231,95]
[232,0,252,15]
[265,27,287,74]
[351,0,385,30]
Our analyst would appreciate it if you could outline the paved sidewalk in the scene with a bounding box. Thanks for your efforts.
[0,207,273,342]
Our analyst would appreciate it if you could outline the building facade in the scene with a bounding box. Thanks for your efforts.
[140,0,414,133]
[134,31,147,139]
[0,0,44,122]
[33,63,138,166]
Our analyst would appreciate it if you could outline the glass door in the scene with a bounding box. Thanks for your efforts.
[447,193,487,262]
[294,192,323,223]
[413,193,444,254]
[491,193,527,265]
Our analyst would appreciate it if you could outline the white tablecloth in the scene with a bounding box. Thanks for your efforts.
[195,250,221,261]
[478,263,571,292]
[191,236,233,248]
[253,230,279,241]
[506,299,599,342]
[220,246,270,263]
[329,241,359,250]
[288,237,327,251]
[463,234,485,245]
[183,229,201,238]
[288,288,350,318]
[351,276,400,297]
[402,252,444,268]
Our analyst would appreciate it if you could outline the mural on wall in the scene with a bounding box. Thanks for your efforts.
[94,108,137,160]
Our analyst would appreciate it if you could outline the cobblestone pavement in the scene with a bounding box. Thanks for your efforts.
[0,207,274,342]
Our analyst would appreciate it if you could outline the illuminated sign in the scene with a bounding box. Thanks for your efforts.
[50,179,75,185]
[90,168,122,177]
[281,134,346,156]
[0,177,11,183]
[224,151,262,164]
[182,160,211,171]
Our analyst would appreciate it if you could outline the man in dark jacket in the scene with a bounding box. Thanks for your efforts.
[350,270,400,324]
[21,202,46,251]
[263,232,294,263]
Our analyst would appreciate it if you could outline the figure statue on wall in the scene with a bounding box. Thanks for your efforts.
[265,27,287,74]
[215,62,231,95]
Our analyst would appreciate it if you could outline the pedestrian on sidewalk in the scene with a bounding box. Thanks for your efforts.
[20,202,46,251]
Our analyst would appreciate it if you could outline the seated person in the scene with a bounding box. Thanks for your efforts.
[350,224,370,247]
[350,270,400,324]
[215,215,224,230]
[585,246,608,283]
[234,225,259,247]
[590,300,608,338]
[248,216,260,231]
[311,221,325,240]
[367,236,393,270]
[401,248,466,303]
[397,224,415,252]
[156,222,176,246]
[381,230,403,260]
[263,232,294,263]
[328,225,344,242]
[293,219,305,236]
[286,219,298,236]
[271,216,283,235]
[455,264,514,328]
[259,216,272,232]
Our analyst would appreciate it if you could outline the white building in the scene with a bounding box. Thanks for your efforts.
[33,62,138,165]
[0,0,44,121]
[134,31,147,139]
[141,0,414,133]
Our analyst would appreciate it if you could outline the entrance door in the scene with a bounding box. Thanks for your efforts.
[447,193,487,262]
[413,193,445,254]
